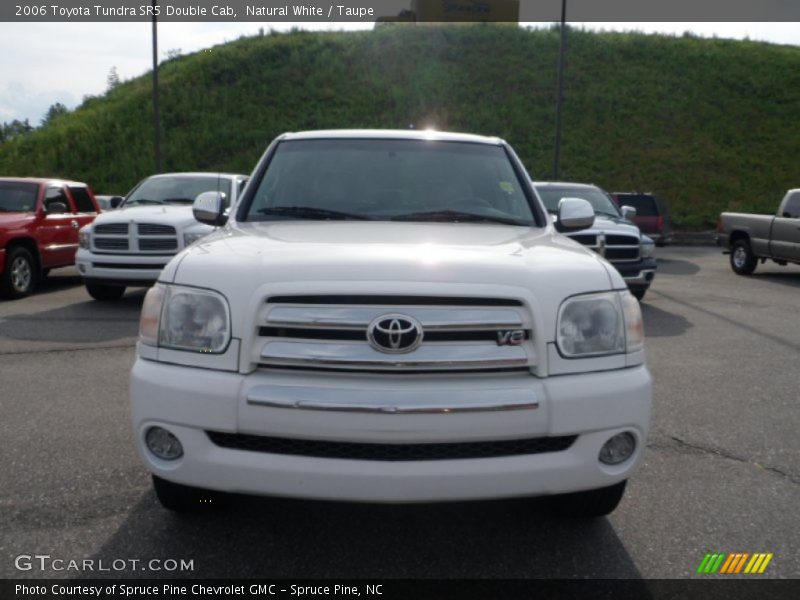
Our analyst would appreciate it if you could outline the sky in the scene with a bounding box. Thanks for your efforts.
[1,21,799,125]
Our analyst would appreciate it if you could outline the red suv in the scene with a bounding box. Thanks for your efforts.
[0,178,100,298]
[612,192,672,246]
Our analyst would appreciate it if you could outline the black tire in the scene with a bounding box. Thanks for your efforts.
[730,239,757,275]
[549,480,627,518]
[631,288,646,301]
[1,246,37,299]
[152,475,221,512]
[41,268,51,278]
[85,282,126,301]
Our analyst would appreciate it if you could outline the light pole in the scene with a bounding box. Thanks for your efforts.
[553,0,567,179]
[151,0,162,173]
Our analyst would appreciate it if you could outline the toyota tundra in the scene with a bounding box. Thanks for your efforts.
[131,130,652,517]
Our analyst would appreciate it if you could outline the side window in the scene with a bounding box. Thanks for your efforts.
[782,192,800,218]
[45,187,71,214]
[68,186,96,213]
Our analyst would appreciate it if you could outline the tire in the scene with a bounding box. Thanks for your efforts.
[730,239,757,275]
[631,288,646,301]
[41,268,51,278]
[152,475,221,513]
[1,247,37,299]
[85,282,126,301]
[549,480,627,518]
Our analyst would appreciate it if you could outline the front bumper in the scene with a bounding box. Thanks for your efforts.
[131,359,652,503]
[75,248,171,286]
[613,257,657,290]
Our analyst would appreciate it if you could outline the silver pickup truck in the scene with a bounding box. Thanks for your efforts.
[717,188,800,274]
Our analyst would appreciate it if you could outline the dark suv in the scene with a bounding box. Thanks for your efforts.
[612,193,671,246]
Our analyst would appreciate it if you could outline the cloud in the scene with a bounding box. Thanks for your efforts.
[0,81,78,125]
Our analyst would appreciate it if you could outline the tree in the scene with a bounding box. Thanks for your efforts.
[41,102,69,126]
[1,119,34,141]
[107,66,121,91]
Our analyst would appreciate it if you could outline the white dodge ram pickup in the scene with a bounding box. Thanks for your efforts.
[76,172,247,300]
[132,130,652,517]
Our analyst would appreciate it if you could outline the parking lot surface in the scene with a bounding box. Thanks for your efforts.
[1,247,798,579]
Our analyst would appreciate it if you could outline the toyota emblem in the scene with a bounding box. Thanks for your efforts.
[367,314,423,354]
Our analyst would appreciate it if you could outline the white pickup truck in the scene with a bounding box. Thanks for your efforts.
[76,172,247,300]
[131,130,652,517]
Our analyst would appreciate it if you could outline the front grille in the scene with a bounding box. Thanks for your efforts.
[259,326,528,343]
[206,431,577,461]
[606,235,638,246]
[570,234,597,245]
[268,295,523,307]
[92,262,167,270]
[139,238,178,251]
[94,238,130,251]
[570,232,640,262]
[138,223,176,235]
[95,223,128,235]
[605,247,640,260]
[258,295,534,373]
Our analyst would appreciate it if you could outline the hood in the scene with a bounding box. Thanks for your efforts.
[167,222,620,334]
[91,204,199,228]
[581,214,641,238]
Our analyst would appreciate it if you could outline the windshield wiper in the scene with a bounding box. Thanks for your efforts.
[162,197,194,204]
[391,210,530,226]
[257,206,372,221]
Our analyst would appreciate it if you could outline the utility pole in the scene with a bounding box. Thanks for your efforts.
[151,0,162,172]
[553,0,567,179]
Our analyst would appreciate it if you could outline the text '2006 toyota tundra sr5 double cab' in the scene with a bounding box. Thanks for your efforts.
[76,172,247,300]
[132,130,652,517]
[718,188,800,275]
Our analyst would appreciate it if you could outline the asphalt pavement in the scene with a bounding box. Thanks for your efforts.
[1,247,798,579]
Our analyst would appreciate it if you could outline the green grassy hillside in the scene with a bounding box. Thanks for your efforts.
[2,25,799,228]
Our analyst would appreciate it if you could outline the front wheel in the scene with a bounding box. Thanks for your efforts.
[730,239,757,275]
[549,480,627,518]
[85,283,126,301]
[1,247,36,299]
[631,288,647,301]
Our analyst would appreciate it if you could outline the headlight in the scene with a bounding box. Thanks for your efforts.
[78,228,91,249]
[640,240,655,258]
[557,291,643,357]
[139,284,231,354]
[183,231,210,247]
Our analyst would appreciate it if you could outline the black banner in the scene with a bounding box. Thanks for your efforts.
[3,0,800,23]
[3,579,800,600]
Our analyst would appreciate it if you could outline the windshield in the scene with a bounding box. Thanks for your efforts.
[244,139,537,225]
[0,181,38,213]
[537,186,621,218]
[124,176,232,207]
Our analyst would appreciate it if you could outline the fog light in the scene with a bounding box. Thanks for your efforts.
[145,426,183,460]
[599,432,636,465]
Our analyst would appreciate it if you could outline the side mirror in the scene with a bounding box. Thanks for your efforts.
[556,197,595,233]
[45,201,68,214]
[193,191,227,226]
[110,196,123,209]
[621,205,637,220]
